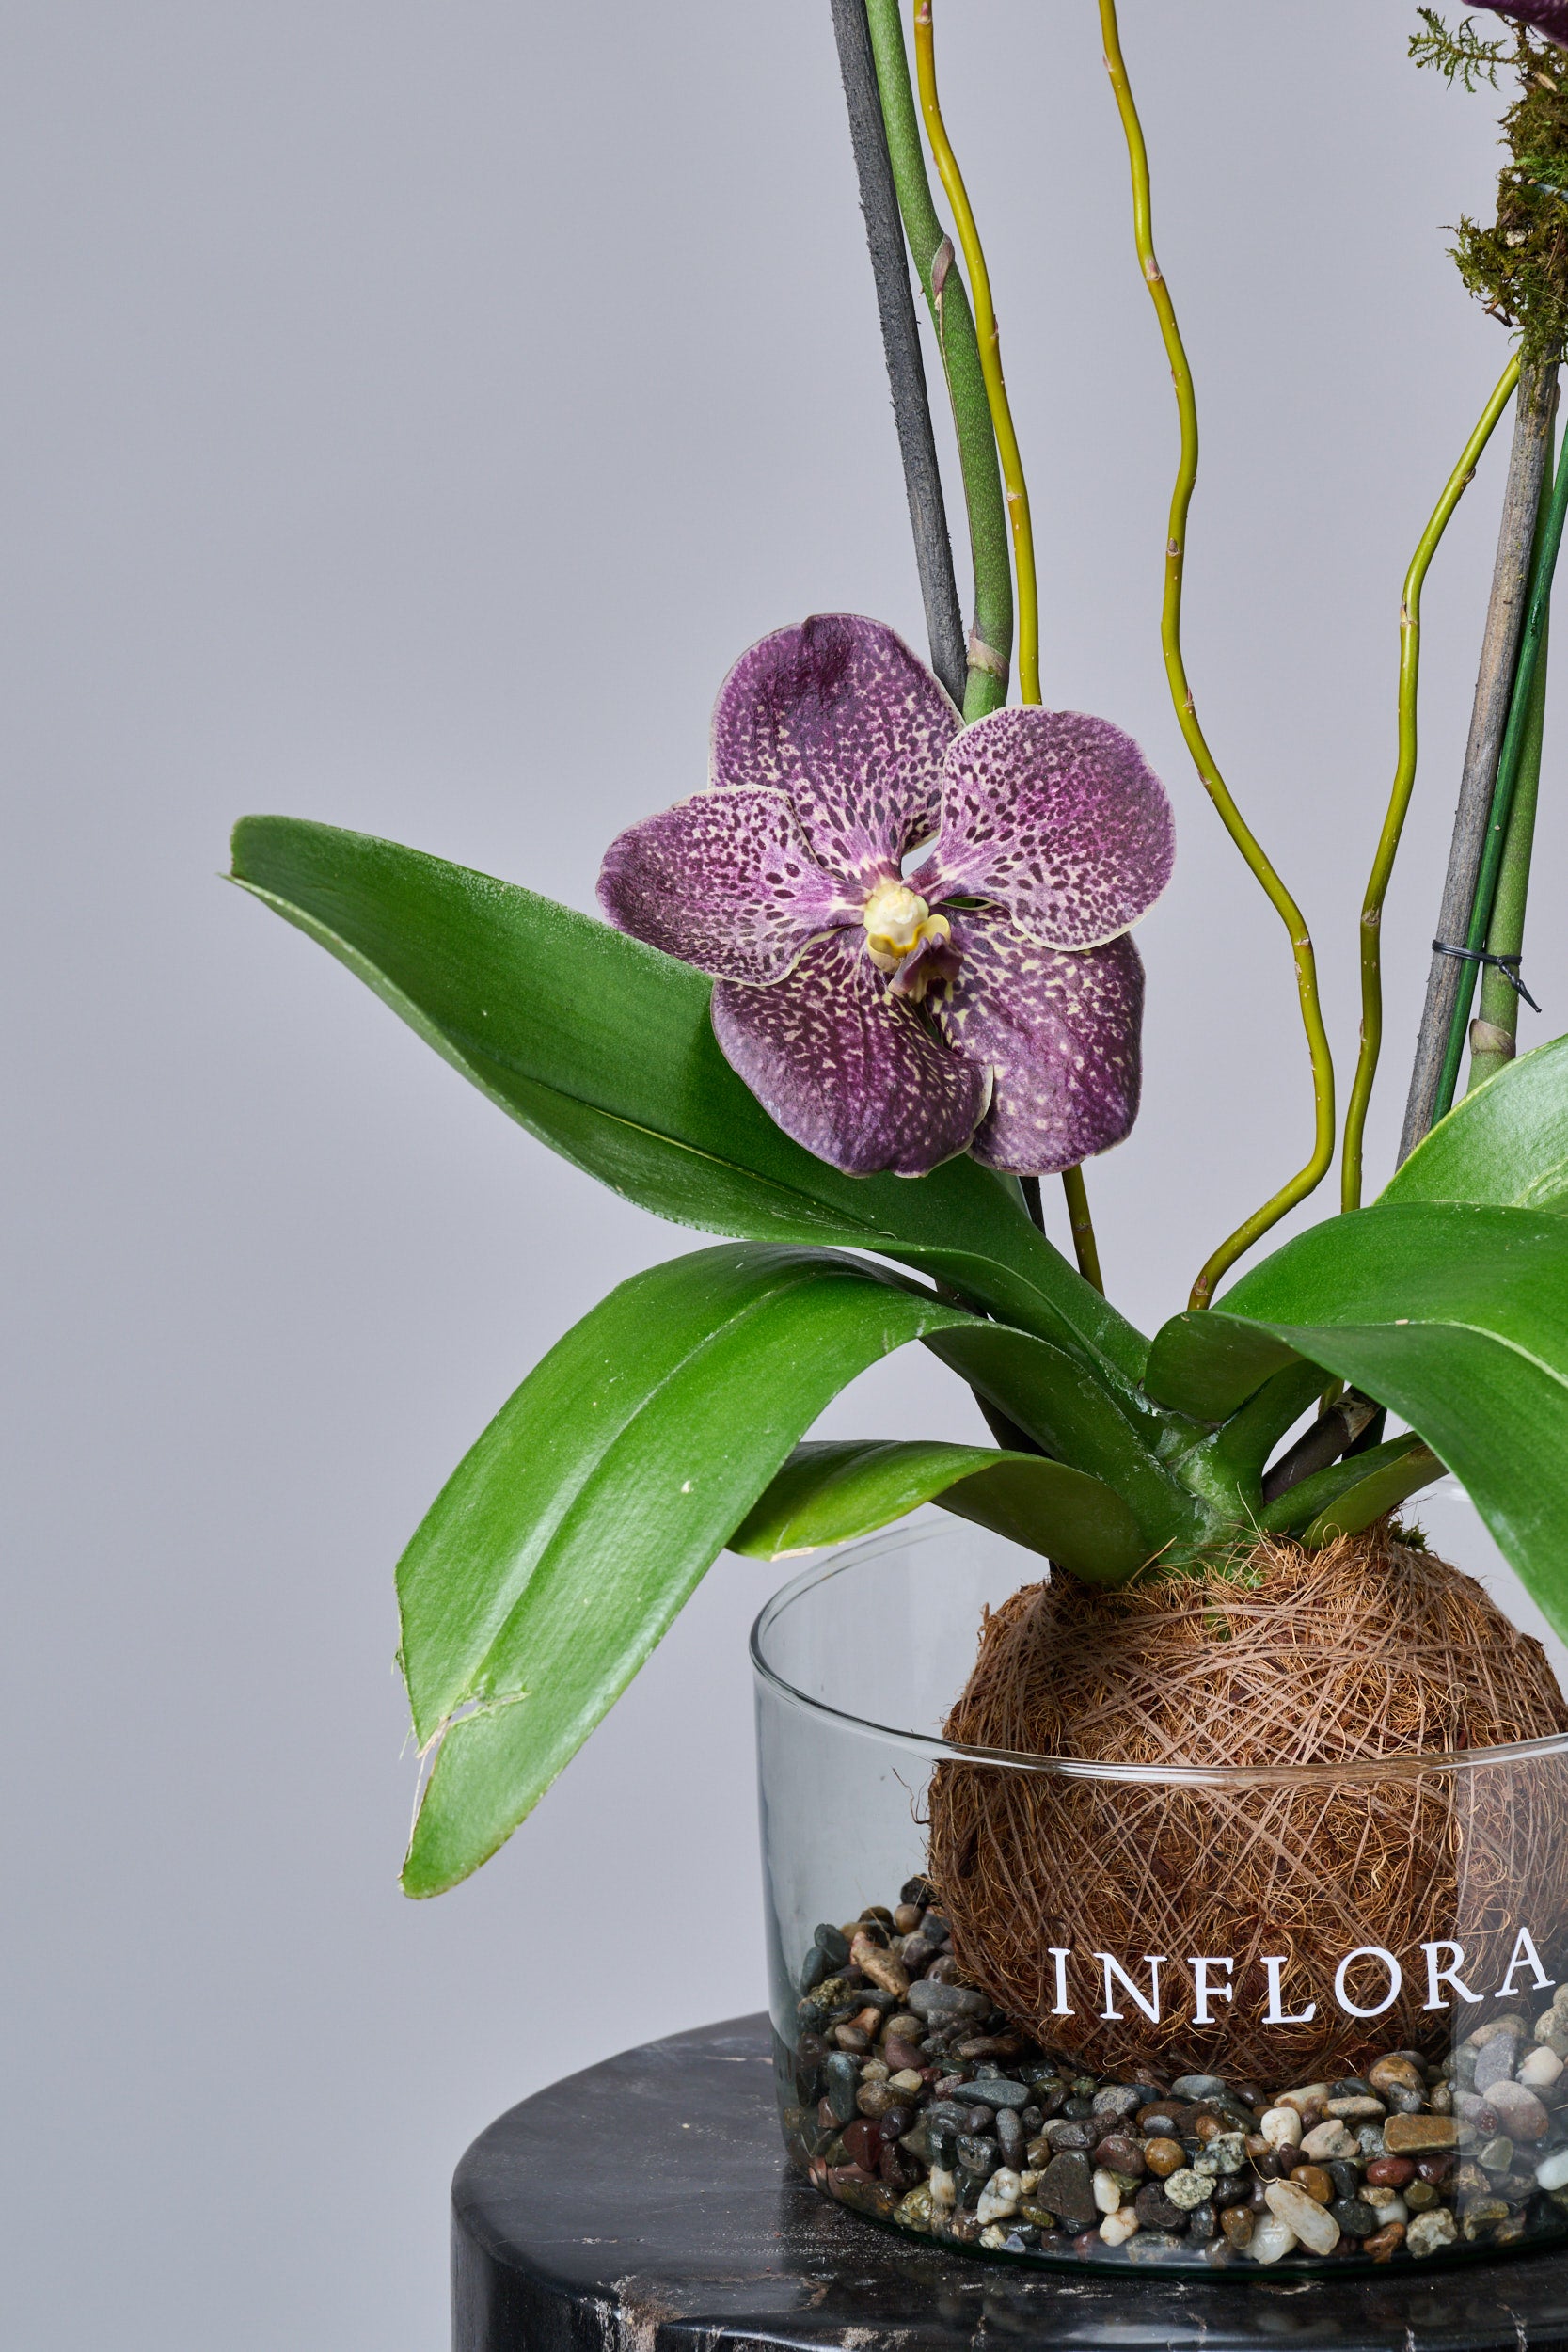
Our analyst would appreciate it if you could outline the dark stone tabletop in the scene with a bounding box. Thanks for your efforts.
[451,2013,1568,2352]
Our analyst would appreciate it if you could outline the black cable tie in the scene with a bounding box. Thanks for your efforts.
[1431,938,1542,1012]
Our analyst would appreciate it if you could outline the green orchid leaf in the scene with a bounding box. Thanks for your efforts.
[1142,1309,1305,1422]
[230,817,1147,1386]
[1258,1432,1442,1541]
[1297,1447,1444,1549]
[1203,1359,1335,1486]
[397,1243,976,1896]
[1380,1033,1568,1216]
[923,1323,1198,1553]
[1219,1201,1568,1636]
[728,1438,1146,1583]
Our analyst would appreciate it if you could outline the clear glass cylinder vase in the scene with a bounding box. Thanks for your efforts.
[752,1518,1568,2275]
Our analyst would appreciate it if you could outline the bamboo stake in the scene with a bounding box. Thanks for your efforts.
[1400,358,1559,1159]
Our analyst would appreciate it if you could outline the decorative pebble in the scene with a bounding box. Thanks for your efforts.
[1369,2056,1424,2098]
[1488,2079,1551,2141]
[1265,2180,1340,2254]
[964,2077,1032,2110]
[824,2053,860,2125]
[1091,2084,1144,2119]
[976,2168,1023,2224]
[1196,2133,1247,2177]
[1406,2206,1459,2258]
[795,1882,1568,2274]
[1132,2182,1188,2233]
[1248,2213,1299,2265]
[1300,2121,1356,2161]
[1037,2152,1097,2230]
[1093,2132,1146,2177]
[906,1979,988,2024]
[1383,2113,1458,2154]
[1474,2039,1518,2097]
[1521,2045,1565,2090]
[1366,2155,1414,2187]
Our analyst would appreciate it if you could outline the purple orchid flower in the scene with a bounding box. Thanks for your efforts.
[597,615,1173,1180]
[1472,1,1568,40]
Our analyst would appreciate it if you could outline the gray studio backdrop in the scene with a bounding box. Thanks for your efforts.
[7,4,1560,2344]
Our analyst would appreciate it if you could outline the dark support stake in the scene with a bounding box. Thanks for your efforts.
[1401,360,1559,1160]
[830,0,966,709]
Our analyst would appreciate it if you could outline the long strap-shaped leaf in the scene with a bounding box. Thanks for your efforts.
[1380,1032,1568,1215]
[923,1323,1203,1552]
[230,817,1149,1390]
[729,1438,1146,1581]
[397,1243,976,1895]
[1218,1201,1568,1635]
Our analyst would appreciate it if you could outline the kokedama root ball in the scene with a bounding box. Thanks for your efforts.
[927,1528,1568,2080]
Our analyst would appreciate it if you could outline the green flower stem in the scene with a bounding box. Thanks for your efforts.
[1098,0,1335,1311]
[911,0,1039,707]
[1060,1164,1105,1295]
[1433,421,1568,1120]
[830,0,967,708]
[1467,603,1549,1089]
[864,0,1011,718]
[1340,355,1521,1211]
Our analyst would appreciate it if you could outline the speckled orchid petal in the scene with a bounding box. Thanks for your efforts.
[913,707,1174,951]
[710,930,990,1177]
[710,614,959,887]
[1472,1,1568,42]
[597,785,857,983]
[930,911,1144,1176]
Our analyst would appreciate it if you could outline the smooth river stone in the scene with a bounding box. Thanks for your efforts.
[1265,2180,1341,2255]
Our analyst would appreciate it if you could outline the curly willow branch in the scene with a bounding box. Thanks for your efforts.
[1341,356,1520,1212]
[911,1,1104,1289]
[1097,0,1335,1310]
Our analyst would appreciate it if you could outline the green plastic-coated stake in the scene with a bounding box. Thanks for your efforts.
[1433,427,1568,1121]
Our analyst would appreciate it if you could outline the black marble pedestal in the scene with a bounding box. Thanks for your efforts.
[451,2013,1568,2352]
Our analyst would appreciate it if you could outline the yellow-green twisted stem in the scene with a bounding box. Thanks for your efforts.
[1098,0,1335,1311]
[1341,356,1520,1211]
[911,0,1104,1282]
[911,0,1040,708]
[864,0,1011,718]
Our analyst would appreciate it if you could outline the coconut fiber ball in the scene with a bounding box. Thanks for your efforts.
[927,1527,1568,2080]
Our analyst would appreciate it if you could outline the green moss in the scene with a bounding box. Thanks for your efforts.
[1413,16,1568,361]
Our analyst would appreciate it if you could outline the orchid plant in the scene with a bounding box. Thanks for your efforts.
[237,4,1568,1895]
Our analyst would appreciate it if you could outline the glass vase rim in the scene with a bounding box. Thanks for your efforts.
[748,1519,1568,1786]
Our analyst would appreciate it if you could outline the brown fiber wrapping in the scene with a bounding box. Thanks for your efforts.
[927,1531,1568,2081]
